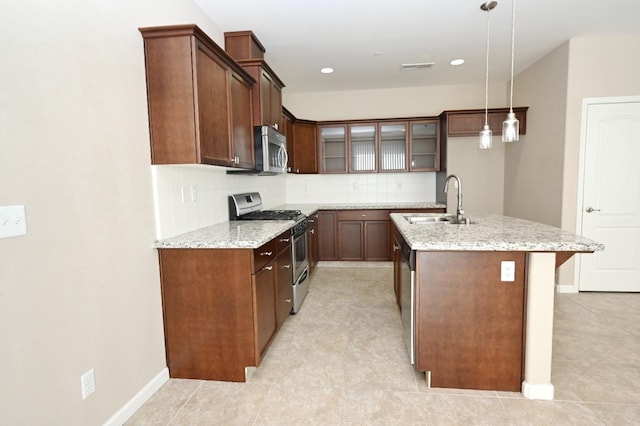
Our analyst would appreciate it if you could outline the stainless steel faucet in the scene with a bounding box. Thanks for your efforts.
[444,174,465,222]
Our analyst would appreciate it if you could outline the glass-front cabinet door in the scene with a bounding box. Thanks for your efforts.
[349,124,376,172]
[319,125,347,173]
[379,122,408,172]
[410,120,439,171]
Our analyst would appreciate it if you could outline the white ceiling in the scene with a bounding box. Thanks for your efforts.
[194,0,640,94]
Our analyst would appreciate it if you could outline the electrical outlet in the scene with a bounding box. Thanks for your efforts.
[501,261,515,282]
[81,368,96,400]
[0,205,27,239]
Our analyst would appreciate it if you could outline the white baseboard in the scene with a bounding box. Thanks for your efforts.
[104,367,169,426]
[522,381,555,400]
[556,284,579,294]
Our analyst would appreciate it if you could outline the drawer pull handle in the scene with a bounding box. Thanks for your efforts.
[285,299,292,303]
[260,251,273,256]
[264,266,273,271]
[283,264,291,269]
[280,238,290,242]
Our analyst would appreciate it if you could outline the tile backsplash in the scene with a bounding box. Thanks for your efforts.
[152,165,436,240]
[286,172,436,204]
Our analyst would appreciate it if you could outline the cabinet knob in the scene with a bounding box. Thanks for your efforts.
[308,219,315,223]
[310,229,315,234]
[260,251,273,256]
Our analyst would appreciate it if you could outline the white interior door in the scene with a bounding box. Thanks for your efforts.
[578,99,640,292]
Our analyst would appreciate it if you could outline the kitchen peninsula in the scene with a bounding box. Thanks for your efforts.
[390,212,604,400]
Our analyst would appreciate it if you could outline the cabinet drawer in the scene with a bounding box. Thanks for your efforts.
[337,210,390,221]
[275,230,292,254]
[254,238,278,272]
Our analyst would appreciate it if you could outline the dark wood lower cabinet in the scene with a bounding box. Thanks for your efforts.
[254,264,277,359]
[337,221,364,260]
[157,231,290,382]
[414,251,526,391]
[364,221,390,260]
[275,244,293,328]
[318,211,337,260]
[318,208,444,262]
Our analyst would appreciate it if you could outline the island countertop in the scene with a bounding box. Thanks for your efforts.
[390,213,604,252]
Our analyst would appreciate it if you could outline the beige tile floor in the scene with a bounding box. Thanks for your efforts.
[126,266,640,425]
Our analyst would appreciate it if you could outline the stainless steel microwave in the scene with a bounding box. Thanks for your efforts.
[255,125,287,174]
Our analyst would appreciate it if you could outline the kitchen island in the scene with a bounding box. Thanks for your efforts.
[390,212,604,400]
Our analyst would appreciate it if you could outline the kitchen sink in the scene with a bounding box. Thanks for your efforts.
[403,214,471,225]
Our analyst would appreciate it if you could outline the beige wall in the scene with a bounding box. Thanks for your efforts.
[447,136,505,215]
[505,34,640,287]
[504,41,570,227]
[284,84,508,120]
[0,1,227,424]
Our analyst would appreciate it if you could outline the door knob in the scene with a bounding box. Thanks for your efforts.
[585,206,601,213]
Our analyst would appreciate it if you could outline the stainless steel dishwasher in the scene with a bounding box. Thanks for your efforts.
[399,237,415,365]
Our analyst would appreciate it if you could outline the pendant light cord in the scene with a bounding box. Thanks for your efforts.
[484,6,491,127]
[508,0,516,114]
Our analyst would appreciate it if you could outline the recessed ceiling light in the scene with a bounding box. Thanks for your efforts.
[320,67,334,74]
[450,59,465,66]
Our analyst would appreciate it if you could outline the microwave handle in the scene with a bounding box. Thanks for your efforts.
[280,145,288,169]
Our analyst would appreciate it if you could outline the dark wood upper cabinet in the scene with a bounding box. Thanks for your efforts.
[225,31,285,131]
[442,107,528,137]
[292,120,318,174]
[139,25,255,167]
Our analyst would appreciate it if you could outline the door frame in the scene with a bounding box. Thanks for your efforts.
[572,95,640,292]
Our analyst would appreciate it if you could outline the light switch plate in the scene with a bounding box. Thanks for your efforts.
[0,205,27,239]
[501,260,515,282]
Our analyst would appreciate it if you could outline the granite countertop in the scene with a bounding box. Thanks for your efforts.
[154,220,294,249]
[390,213,605,252]
[274,202,446,216]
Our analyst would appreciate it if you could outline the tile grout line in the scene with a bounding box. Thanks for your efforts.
[166,380,204,426]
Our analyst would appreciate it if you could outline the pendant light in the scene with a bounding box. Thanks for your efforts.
[502,0,519,142]
[479,1,497,149]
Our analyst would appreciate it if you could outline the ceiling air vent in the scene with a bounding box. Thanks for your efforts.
[400,62,435,71]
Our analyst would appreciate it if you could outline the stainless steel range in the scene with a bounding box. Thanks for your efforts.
[229,192,309,313]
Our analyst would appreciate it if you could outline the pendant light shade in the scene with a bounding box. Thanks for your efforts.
[479,1,496,149]
[502,0,519,143]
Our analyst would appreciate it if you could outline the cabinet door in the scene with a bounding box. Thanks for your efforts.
[338,221,364,260]
[349,123,377,172]
[380,122,408,172]
[254,263,277,359]
[230,70,255,168]
[195,41,234,166]
[319,125,347,173]
[270,81,283,130]
[292,121,318,174]
[284,114,295,170]
[364,220,391,260]
[409,120,440,171]
[318,211,337,260]
[275,247,293,329]
[307,213,319,272]
[259,71,274,127]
